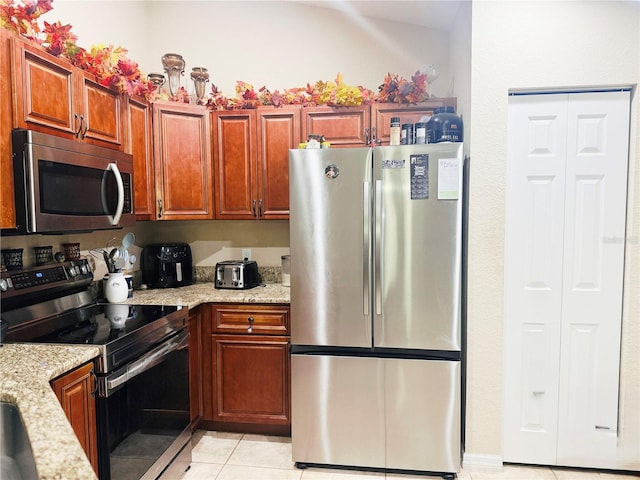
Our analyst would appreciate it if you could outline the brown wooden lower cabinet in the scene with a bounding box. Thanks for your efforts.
[50,361,98,475]
[202,304,291,436]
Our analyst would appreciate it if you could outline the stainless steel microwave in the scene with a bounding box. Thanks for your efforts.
[6,129,135,235]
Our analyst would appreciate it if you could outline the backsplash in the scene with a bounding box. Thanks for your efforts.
[194,266,282,284]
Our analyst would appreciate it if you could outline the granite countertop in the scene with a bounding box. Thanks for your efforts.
[122,281,291,308]
[0,343,100,480]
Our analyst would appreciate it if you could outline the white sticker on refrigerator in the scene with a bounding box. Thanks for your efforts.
[438,158,460,200]
[410,154,429,199]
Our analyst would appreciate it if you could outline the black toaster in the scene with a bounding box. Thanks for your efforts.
[215,260,262,290]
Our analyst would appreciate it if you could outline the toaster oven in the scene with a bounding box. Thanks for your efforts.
[215,260,262,290]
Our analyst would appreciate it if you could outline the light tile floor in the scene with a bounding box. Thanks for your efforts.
[181,430,639,480]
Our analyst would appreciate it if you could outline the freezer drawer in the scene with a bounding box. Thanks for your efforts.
[291,355,386,468]
[291,354,461,473]
[386,357,461,472]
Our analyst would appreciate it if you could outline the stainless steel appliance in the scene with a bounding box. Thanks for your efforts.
[5,129,135,235]
[214,260,261,290]
[141,243,193,289]
[1,260,191,480]
[289,144,465,478]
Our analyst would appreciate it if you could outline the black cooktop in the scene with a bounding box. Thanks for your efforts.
[5,303,182,345]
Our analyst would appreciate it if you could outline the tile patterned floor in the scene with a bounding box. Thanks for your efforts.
[180,431,639,480]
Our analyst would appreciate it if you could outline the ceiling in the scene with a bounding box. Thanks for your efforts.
[297,1,464,30]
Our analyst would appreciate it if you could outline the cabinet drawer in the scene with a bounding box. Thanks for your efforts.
[212,304,289,335]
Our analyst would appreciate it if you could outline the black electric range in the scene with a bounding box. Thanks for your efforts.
[0,259,187,373]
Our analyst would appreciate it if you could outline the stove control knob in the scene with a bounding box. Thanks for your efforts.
[67,266,78,277]
[80,264,90,275]
[0,278,9,292]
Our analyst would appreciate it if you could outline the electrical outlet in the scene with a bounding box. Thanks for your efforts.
[242,248,251,260]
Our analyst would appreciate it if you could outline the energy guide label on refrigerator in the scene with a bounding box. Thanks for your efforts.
[437,158,460,200]
[410,154,429,199]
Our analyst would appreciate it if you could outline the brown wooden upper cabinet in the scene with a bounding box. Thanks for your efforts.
[371,99,457,145]
[124,95,155,221]
[10,37,123,151]
[0,28,16,229]
[301,99,457,147]
[152,102,214,220]
[213,106,300,220]
[301,105,370,148]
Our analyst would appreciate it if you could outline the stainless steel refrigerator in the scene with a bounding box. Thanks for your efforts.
[289,143,465,478]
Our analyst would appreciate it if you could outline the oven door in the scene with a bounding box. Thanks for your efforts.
[96,329,191,480]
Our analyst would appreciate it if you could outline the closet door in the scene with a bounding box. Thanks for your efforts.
[503,95,568,464]
[503,91,630,468]
[557,92,630,466]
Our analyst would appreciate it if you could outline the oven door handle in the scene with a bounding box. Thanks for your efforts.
[103,329,189,396]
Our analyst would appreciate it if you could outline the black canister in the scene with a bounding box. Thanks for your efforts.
[427,107,443,143]
[401,123,414,145]
[414,122,428,144]
[440,106,463,142]
[430,106,463,143]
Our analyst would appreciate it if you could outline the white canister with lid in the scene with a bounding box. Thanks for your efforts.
[105,272,129,303]
[281,255,290,287]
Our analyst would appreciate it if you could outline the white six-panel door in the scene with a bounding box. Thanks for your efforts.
[503,91,630,468]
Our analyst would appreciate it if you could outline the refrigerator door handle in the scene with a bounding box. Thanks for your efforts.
[375,179,383,315]
[363,181,370,316]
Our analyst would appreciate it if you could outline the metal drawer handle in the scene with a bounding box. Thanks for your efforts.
[248,316,254,333]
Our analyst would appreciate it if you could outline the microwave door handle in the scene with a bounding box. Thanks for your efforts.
[105,162,124,226]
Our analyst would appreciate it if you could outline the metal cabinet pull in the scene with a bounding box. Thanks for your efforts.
[258,199,263,217]
[252,200,257,218]
[80,115,88,138]
[157,199,163,218]
[247,316,254,333]
[74,113,82,137]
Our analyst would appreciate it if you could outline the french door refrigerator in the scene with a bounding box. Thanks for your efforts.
[289,143,465,478]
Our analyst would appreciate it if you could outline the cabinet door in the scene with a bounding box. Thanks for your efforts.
[301,105,370,148]
[51,362,98,475]
[213,110,257,219]
[125,95,155,220]
[1,29,15,229]
[371,99,456,145]
[79,74,123,149]
[152,102,213,220]
[211,334,290,427]
[11,37,79,136]
[256,106,300,219]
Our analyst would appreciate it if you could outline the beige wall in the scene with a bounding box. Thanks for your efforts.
[467,0,639,469]
[45,1,454,99]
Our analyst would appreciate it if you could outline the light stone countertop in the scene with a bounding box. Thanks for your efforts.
[122,281,291,308]
[0,343,100,480]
